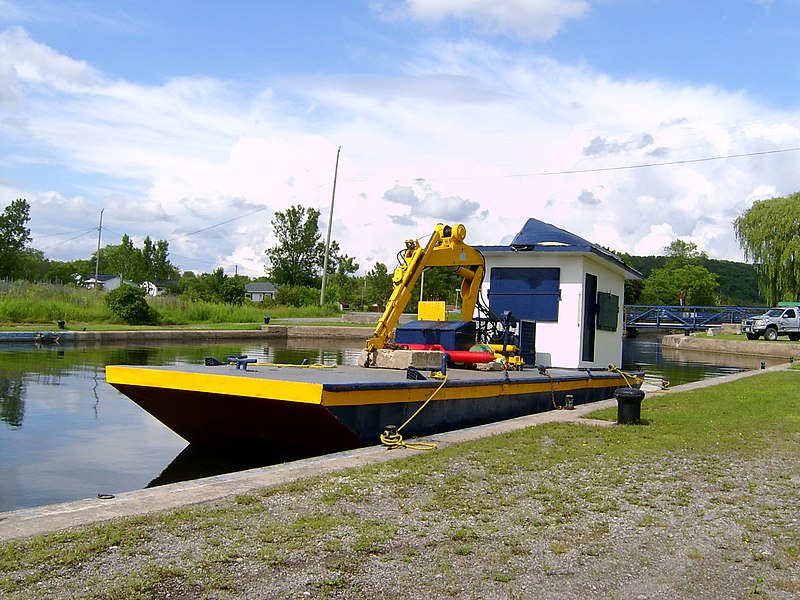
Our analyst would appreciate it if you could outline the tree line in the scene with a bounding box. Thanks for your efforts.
[5,193,800,309]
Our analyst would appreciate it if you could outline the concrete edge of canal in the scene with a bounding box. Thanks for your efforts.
[0,324,373,344]
[0,355,793,542]
[662,332,800,359]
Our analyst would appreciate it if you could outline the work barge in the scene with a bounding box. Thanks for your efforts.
[107,357,633,455]
[107,220,643,454]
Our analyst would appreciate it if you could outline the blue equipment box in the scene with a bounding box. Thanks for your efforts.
[395,320,477,350]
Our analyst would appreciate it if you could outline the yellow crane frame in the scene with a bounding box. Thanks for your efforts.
[365,223,485,354]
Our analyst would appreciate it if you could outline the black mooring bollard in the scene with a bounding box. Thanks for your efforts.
[263,316,271,325]
[615,387,645,425]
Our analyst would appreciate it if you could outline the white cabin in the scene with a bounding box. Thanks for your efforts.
[477,218,641,370]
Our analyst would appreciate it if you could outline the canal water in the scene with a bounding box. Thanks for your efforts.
[0,335,785,513]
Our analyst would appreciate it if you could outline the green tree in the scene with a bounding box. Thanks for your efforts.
[180,268,226,303]
[274,285,320,307]
[0,199,32,279]
[96,234,147,282]
[364,262,393,308]
[733,192,800,305]
[625,253,763,306]
[96,234,178,284]
[615,251,645,305]
[142,237,179,281]
[641,263,719,305]
[105,284,158,325]
[16,248,49,281]
[323,254,361,307]
[396,267,464,315]
[710,259,764,305]
[663,239,706,268]
[417,267,462,304]
[221,276,247,305]
[178,268,247,304]
[265,205,326,287]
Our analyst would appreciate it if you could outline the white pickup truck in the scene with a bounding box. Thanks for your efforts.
[741,306,800,341]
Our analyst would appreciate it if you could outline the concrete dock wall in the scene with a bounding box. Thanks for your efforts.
[662,333,800,359]
[0,325,372,344]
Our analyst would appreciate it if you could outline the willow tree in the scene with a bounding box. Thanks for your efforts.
[733,192,800,305]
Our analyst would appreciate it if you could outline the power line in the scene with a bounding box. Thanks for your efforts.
[31,227,95,240]
[341,145,800,183]
[166,184,327,243]
[167,206,269,242]
[36,227,98,251]
[523,146,800,177]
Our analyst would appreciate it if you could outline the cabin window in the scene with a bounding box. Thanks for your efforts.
[582,273,598,362]
[487,267,561,322]
[596,291,620,332]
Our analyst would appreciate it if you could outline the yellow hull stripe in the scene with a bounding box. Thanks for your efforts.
[105,366,324,404]
[321,376,624,407]
[106,366,625,409]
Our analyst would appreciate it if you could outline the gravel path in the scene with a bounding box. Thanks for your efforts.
[3,434,798,599]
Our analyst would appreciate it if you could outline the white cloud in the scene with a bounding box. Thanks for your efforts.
[378,0,590,40]
[383,179,487,224]
[0,27,101,95]
[3,26,800,277]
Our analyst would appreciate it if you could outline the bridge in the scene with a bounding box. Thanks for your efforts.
[624,305,769,333]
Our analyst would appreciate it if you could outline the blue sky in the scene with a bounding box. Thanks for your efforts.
[2,0,800,276]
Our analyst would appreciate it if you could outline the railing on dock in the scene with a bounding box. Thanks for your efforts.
[624,305,769,333]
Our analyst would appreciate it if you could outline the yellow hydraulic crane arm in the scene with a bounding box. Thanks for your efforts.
[364,223,485,354]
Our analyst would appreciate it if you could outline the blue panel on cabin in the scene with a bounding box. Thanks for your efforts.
[395,320,477,350]
[488,267,560,322]
[489,267,560,293]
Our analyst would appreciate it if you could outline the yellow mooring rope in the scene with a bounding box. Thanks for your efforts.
[608,363,646,388]
[380,374,448,451]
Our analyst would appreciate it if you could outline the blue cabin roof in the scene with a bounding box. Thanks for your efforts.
[478,218,641,279]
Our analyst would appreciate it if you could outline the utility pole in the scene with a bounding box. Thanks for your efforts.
[320,146,341,306]
[94,208,104,290]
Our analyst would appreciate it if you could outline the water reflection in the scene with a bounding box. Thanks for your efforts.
[0,375,25,428]
[147,444,321,488]
[0,338,363,513]
[622,333,785,387]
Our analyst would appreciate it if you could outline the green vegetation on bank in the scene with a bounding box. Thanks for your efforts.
[0,197,777,317]
[1,371,798,597]
[0,281,339,327]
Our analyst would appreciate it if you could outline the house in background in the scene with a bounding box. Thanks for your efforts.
[84,275,173,295]
[83,274,127,291]
[141,281,178,296]
[245,282,277,302]
[477,218,641,370]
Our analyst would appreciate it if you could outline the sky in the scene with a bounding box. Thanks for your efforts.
[2,0,800,278]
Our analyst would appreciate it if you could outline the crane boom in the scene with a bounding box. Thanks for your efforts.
[364,223,485,355]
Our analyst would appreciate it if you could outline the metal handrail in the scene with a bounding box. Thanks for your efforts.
[624,305,770,331]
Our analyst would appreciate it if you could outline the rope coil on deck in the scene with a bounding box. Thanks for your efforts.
[380,375,448,451]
